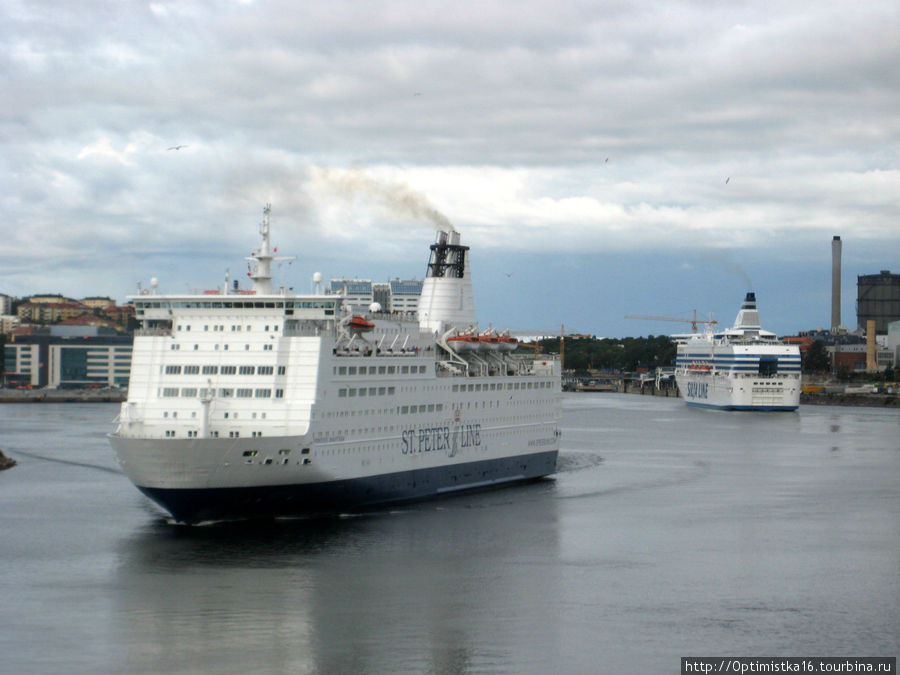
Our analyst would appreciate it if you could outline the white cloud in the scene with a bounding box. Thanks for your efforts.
[0,0,897,333]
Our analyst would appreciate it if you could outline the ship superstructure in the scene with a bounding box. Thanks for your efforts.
[110,207,561,523]
[673,292,801,411]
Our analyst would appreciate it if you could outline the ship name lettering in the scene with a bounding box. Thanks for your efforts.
[686,382,708,399]
[400,424,481,454]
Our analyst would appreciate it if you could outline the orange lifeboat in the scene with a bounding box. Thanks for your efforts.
[497,335,518,351]
[348,316,375,332]
[447,335,480,352]
[478,335,501,351]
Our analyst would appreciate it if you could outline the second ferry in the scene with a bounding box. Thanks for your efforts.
[673,292,801,411]
[110,206,561,524]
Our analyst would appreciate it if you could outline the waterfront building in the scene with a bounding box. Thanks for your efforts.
[3,326,132,389]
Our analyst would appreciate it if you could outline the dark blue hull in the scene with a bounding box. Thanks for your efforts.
[139,450,558,524]
[686,401,798,411]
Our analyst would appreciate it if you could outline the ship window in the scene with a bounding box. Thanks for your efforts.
[759,356,778,376]
[348,367,357,375]
[388,366,396,374]
[378,387,386,395]
[338,388,347,397]
[368,366,377,374]
[185,365,199,374]
[221,365,236,375]
[359,388,367,396]
[277,366,285,375]
[378,366,386,374]
[181,388,198,397]
[402,366,409,374]
[239,366,255,375]
[163,387,179,397]
[255,389,271,398]
[165,365,182,374]
[258,366,274,375]
[237,388,252,398]
[219,388,234,397]
[401,406,409,413]
[368,387,376,395]
[275,389,284,398]
[242,450,258,457]
[388,387,395,395]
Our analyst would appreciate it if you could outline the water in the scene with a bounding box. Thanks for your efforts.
[1,395,897,673]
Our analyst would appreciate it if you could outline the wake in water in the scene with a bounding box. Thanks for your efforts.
[9,449,122,475]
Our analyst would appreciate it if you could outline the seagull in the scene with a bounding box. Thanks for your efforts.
[504,272,513,277]
[725,177,730,184]
[605,157,609,163]
[167,145,187,151]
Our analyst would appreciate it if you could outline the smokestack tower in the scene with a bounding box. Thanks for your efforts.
[831,236,842,330]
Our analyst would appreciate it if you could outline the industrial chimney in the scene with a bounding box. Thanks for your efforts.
[831,236,842,331]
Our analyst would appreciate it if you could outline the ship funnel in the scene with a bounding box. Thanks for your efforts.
[417,229,476,333]
[733,292,762,330]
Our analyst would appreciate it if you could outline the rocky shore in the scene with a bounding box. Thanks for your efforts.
[0,449,16,471]
[0,388,126,403]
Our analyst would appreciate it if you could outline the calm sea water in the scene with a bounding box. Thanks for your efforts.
[1,395,897,674]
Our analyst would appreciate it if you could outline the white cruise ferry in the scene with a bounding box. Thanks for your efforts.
[110,206,561,523]
[673,292,801,411]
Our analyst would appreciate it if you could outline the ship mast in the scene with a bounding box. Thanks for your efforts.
[246,204,295,294]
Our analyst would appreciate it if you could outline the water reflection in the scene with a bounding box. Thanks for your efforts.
[114,483,561,673]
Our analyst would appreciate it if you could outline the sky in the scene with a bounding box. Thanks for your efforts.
[2,0,898,338]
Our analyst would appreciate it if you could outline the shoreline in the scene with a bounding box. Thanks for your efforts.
[2,388,897,408]
[0,389,126,403]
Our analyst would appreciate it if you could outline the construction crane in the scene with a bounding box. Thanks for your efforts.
[511,325,589,370]
[624,311,717,333]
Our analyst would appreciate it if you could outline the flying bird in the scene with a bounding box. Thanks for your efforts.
[167,145,187,151]
[725,177,730,184]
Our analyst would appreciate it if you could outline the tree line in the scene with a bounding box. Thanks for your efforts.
[522,335,676,372]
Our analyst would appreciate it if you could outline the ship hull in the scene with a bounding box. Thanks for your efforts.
[133,450,557,524]
[675,370,799,411]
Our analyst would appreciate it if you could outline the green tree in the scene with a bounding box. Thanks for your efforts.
[803,340,830,374]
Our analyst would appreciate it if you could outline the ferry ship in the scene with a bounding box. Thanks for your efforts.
[110,206,561,523]
[673,292,801,411]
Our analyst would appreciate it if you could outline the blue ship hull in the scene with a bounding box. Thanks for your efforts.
[139,450,558,524]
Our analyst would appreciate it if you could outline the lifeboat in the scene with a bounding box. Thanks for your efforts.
[478,334,501,351]
[447,335,480,352]
[497,336,518,351]
[348,316,375,332]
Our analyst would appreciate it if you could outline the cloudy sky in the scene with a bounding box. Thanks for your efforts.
[2,0,898,337]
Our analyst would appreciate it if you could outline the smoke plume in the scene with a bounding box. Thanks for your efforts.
[313,167,456,232]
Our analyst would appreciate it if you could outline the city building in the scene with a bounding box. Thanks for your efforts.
[388,278,423,314]
[328,279,374,313]
[3,326,132,389]
[81,296,117,309]
[17,299,87,323]
[0,293,12,316]
[857,270,900,334]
